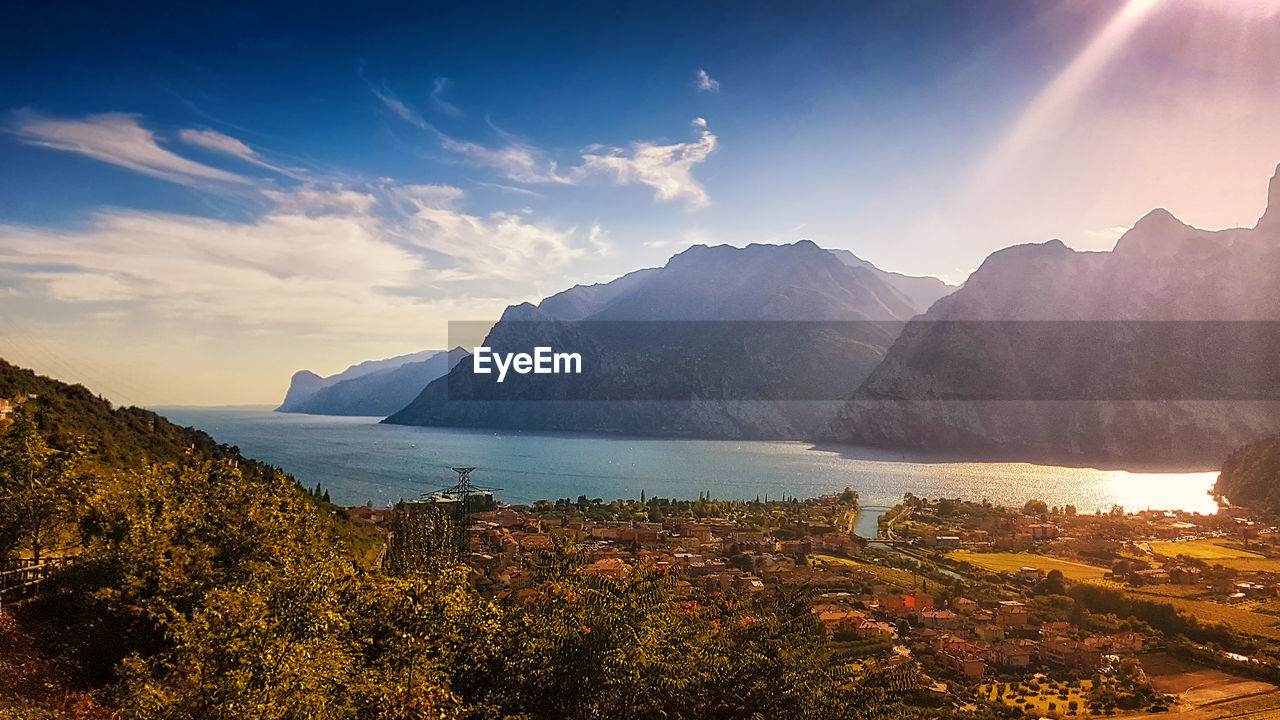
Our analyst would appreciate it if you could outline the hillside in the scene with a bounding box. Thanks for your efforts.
[385,240,948,438]
[1216,433,1280,514]
[0,358,279,477]
[823,164,1280,466]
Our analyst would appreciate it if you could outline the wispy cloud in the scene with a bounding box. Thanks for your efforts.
[178,127,305,179]
[441,137,571,184]
[11,112,253,188]
[359,61,433,131]
[696,69,720,93]
[386,184,604,284]
[430,77,466,118]
[0,178,607,338]
[578,125,718,208]
[469,179,545,198]
[363,76,718,205]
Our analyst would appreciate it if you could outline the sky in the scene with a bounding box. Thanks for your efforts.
[2,0,1280,406]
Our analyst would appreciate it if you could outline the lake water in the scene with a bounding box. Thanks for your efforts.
[160,408,1221,517]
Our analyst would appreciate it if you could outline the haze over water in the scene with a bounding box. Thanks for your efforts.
[161,408,1219,516]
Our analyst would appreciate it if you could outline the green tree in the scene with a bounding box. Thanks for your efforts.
[0,403,87,564]
[383,507,456,576]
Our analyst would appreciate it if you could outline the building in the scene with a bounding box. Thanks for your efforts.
[585,558,631,579]
[996,601,1029,628]
[921,610,963,630]
[994,640,1037,669]
[1130,569,1172,585]
[1039,638,1102,670]
[1028,524,1058,541]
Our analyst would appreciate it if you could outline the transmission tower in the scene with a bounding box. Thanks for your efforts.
[423,467,502,557]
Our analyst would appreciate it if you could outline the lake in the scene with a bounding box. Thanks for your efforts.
[160,408,1221,519]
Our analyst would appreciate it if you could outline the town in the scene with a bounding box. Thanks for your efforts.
[344,489,1280,718]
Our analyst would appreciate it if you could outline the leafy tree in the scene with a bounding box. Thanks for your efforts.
[1035,569,1068,596]
[0,403,87,564]
[383,507,456,576]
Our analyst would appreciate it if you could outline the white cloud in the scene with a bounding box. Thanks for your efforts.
[696,69,720,93]
[179,128,302,178]
[441,137,571,184]
[362,80,717,204]
[11,112,252,188]
[430,77,466,118]
[387,184,604,284]
[0,181,608,338]
[368,82,433,130]
[469,179,545,198]
[588,223,611,256]
[178,128,256,160]
[578,126,718,208]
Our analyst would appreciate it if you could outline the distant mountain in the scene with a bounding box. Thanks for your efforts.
[277,349,462,416]
[827,248,954,314]
[1216,432,1280,513]
[386,240,947,438]
[823,164,1280,467]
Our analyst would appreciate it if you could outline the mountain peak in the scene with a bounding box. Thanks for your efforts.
[1258,162,1280,230]
[1113,207,1191,255]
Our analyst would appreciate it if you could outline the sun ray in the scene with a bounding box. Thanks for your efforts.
[969,0,1164,192]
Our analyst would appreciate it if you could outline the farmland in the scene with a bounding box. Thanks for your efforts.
[1148,540,1280,574]
[811,553,921,589]
[980,677,1099,715]
[947,550,1110,581]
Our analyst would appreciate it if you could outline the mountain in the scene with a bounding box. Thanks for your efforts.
[385,240,949,438]
[0,358,277,477]
[827,248,954,314]
[823,164,1280,467]
[277,349,460,416]
[1216,432,1280,513]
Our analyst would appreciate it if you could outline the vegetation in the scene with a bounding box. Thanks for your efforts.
[1,360,919,719]
[1217,431,1280,514]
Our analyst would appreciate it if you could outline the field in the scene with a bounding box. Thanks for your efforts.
[1078,581,1280,641]
[1148,540,1280,574]
[947,550,1109,581]
[1129,594,1280,640]
[1150,540,1265,561]
[811,554,921,589]
[1135,654,1278,718]
[1086,578,1209,599]
[980,678,1098,714]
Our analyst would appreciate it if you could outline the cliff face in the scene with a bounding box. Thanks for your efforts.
[277,349,454,416]
[385,241,948,438]
[823,165,1280,467]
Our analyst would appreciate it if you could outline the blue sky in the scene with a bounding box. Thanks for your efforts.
[3,0,1280,404]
